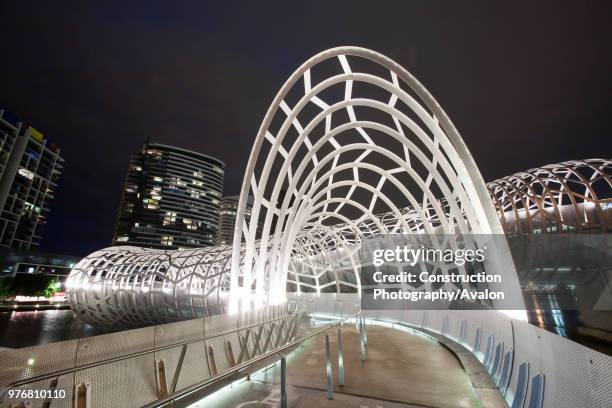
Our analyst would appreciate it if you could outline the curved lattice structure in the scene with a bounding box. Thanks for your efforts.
[67,156,611,328]
[228,46,519,313]
[64,48,612,328]
[67,245,236,327]
[488,159,611,234]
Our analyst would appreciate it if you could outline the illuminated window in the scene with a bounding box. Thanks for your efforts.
[18,168,35,180]
[146,149,162,158]
[163,212,177,225]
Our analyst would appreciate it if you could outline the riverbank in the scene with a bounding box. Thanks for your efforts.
[0,301,70,311]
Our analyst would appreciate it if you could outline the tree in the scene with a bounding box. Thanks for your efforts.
[43,278,60,298]
[0,274,61,299]
[0,277,11,299]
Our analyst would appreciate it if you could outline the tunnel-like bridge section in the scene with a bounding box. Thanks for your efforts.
[2,47,610,408]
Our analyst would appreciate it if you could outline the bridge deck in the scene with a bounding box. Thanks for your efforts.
[188,325,483,408]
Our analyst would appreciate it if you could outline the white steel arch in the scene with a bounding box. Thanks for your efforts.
[65,157,611,328]
[68,47,571,328]
[230,46,521,313]
[488,158,612,234]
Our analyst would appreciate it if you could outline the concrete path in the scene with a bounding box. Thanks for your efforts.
[189,324,483,407]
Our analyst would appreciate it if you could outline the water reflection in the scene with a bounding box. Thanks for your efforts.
[0,310,110,349]
[0,296,606,354]
[526,292,578,338]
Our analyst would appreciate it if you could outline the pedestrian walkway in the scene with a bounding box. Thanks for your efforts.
[189,324,483,407]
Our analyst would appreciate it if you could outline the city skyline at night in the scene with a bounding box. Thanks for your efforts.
[0,4,611,408]
[0,1,610,258]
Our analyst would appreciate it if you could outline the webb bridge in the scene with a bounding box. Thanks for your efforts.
[1,47,610,408]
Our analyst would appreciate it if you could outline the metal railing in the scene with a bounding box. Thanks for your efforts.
[143,312,355,408]
[0,304,307,407]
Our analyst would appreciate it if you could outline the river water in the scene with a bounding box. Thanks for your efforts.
[0,309,109,349]
[0,308,607,355]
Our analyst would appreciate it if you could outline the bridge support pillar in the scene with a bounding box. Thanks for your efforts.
[338,328,345,386]
[280,355,288,408]
[325,334,333,399]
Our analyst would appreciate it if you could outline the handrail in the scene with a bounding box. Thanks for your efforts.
[0,307,303,402]
[142,312,355,408]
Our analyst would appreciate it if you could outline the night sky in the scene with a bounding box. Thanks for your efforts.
[0,1,610,256]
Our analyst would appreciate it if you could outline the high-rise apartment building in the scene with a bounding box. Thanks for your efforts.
[113,142,224,249]
[0,108,64,250]
[217,195,255,246]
